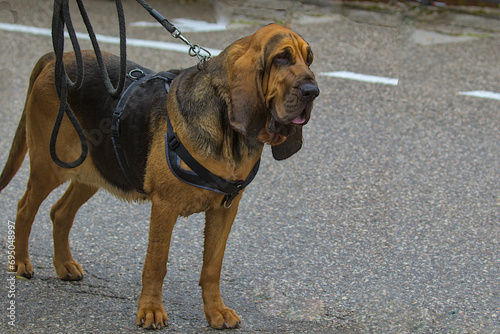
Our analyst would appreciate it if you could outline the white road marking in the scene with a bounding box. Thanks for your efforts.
[320,71,399,86]
[0,22,222,55]
[458,90,500,101]
[131,18,227,32]
[2,22,499,102]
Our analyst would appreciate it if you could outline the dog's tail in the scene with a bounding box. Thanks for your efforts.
[0,52,55,192]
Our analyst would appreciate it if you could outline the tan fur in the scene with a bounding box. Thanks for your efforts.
[0,24,317,330]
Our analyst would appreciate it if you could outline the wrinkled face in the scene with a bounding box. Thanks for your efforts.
[228,24,319,159]
[260,29,319,142]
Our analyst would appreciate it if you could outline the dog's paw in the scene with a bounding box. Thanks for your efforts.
[204,306,241,329]
[54,260,84,281]
[10,260,34,278]
[136,300,169,329]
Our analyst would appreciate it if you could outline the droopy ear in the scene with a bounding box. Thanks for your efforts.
[271,126,303,160]
[228,40,267,144]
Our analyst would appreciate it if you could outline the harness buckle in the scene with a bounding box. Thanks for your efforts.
[111,108,122,137]
[168,134,181,150]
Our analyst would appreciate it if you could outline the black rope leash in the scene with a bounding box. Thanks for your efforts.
[51,0,127,168]
[51,0,88,168]
[50,0,211,168]
[76,0,127,97]
[135,0,212,66]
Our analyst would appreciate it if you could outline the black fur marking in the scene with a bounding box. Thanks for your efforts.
[66,55,169,192]
[264,33,287,65]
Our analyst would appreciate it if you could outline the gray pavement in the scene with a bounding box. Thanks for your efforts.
[1,0,499,333]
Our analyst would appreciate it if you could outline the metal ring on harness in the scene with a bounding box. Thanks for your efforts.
[128,68,145,80]
[223,197,233,209]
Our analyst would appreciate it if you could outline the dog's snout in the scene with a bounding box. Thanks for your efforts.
[300,83,320,101]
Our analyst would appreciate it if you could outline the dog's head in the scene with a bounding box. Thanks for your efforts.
[226,24,319,160]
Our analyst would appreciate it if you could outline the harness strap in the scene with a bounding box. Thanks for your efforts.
[165,116,260,207]
[111,70,176,194]
[112,68,260,207]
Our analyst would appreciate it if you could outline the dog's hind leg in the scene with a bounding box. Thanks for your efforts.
[50,181,97,281]
[12,170,63,278]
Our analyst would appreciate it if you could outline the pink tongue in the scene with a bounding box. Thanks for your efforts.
[292,114,306,124]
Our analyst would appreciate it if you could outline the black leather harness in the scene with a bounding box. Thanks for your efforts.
[111,69,260,207]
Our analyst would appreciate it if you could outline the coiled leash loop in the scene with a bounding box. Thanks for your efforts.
[51,0,127,168]
[50,0,211,168]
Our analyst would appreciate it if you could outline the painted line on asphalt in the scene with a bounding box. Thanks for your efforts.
[131,18,227,32]
[3,21,500,102]
[321,72,500,101]
[0,22,222,55]
[320,71,399,86]
[458,90,500,101]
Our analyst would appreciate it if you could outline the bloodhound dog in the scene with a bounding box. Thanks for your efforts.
[0,24,318,329]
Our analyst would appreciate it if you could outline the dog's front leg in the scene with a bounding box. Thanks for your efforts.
[136,198,176,329]
[200,196,242,329]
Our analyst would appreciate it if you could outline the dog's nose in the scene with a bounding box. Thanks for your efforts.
[300,83,320,101]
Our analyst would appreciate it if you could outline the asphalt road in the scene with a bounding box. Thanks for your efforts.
[1,1,499,333]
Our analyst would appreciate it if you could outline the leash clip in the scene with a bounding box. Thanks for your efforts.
[189,44,212,69]
[170,28,212,68]
[140,1,212,69]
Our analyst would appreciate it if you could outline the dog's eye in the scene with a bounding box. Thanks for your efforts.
[305,50,313,66]
[274,52,291,65]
